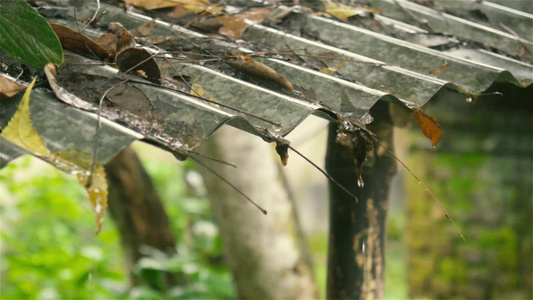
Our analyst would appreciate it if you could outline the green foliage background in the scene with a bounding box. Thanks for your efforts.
[0,144,408,299]
[0,145,234,299]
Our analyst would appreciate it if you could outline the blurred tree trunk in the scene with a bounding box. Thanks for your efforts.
[104,146,176,287]
[406,85,533,299]
[196,126,318,299]
[325,102,396,299]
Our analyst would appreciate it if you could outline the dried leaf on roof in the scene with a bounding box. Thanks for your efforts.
[116,48,162,84]
[50,23,111,61]
[0,75,26,99]
[0,77,49,156]
[321,61,346,75]
[123,0,185,10]
[321,2,382,21]
[131,18,157,37]
[47,150,108,234]
[217,8,271,40]
[227,56,294,93]
[0,77,109,233]
[191,76,218,107]
[95,33,119,53]
[413,108,442,148]
[124,0,222,14]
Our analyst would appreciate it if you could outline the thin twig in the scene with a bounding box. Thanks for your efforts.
[288,145,359,202]
[86,80,129,187]
[191,156,267,215]
[374,138,465,241]
[83,0,101,30]
[189,151,237,168]
[125,79,281,126]
[73,9,100,61]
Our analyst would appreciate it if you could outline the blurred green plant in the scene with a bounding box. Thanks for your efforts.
[0,146,234,299]
[0,156,124,299]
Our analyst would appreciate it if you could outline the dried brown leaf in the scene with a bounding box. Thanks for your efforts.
[216,8,271,40]
[95,33,118,53]
[50,23,111,61]
[0,75,26,99]
[116,47,161,84]
[413,108,441,148]
[132,18,156,37]
[227,57,293,92]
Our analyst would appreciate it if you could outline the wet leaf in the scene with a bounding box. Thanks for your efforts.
[0,75,26,99]
[116,47,162,84]
[0,0,64,68]
[428,62,449,77]
[322,3,382,21]
[47,150,108,234]
[1,75,109,233]
[216,8,271,40]
[79,165,108,234]
[275,139,290,166]
[413,108,441,148]
[44,63,96,111]
[50,23,111,61]
[335,120,375,188]
[227,57,294,92]
[351,130,375,187]
[1,77,49,156]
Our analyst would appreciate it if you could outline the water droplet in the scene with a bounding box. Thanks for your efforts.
[357,177,364,188]
[466,97,473,103]
[272,125,282,133]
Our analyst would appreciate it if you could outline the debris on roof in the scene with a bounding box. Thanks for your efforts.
[1,0,531,167]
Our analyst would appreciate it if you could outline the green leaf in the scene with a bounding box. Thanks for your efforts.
[0,0,64,68]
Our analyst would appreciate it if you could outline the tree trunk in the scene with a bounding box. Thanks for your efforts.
[104,146,176,287]
[325,102,396,299]
[406,85,533,299]
[196,126,318,299]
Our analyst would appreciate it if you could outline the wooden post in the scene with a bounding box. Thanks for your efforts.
[104,146,176,288]
[326,102,396,299]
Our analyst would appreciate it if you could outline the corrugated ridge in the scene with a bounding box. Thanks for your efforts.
[1,0,531,166]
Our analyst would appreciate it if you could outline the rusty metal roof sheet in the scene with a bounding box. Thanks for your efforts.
[1,0,531,167]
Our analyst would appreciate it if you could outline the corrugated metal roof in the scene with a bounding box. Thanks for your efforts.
[1,0,531,167]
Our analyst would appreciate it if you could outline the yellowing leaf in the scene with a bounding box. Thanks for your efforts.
[1,77,49,156]
[123,0,222,14]
[413,108,441,148]
[77,166,108,234]
[191,76,206,97]
[48,150,108,234]
[2,76,109,234]
[191,76,218,106]
[0,75,26,98]
[322,2,381,21]
[320,61,346,75]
